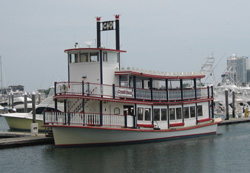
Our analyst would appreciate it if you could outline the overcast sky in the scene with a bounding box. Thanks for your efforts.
[1,0,250,92]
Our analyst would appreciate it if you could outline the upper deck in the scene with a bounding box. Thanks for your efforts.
[54,68,212,105]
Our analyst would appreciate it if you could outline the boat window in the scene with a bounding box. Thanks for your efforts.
[70,54,76,63]
[176,107,182,119]
[197,105,203,116]
[170,108,175,120]
[145,108,151,121]
[184,107,189,118]
[153,109,160,121]
[80,53,88,62]
[120,75,129,87]
[103,52,108,62]
[69,54,72,63]
[138,107,143,120]
[183,79,194,89]
[74,54,78,63]
[108,52,118,62]
[161,108,167,121]
[190,106,195,118]
[90,53,99,62]
[114,107,120,115]
[168,80,180,89]
[196,79,202,88]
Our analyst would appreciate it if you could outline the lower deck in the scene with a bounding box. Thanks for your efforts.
[44,99,213,130]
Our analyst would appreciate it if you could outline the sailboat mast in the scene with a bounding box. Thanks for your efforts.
[0,56,2,95]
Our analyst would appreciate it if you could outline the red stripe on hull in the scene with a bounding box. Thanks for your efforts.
[44,120,221,132]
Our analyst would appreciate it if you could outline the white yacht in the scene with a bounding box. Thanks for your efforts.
[1,87,63,131]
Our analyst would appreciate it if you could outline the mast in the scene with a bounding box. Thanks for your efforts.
[0,56,2,96]
[200,54,215,84]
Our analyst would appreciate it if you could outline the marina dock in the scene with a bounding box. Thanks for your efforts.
[0,132,54,149]
[219,117,250,125]
[1,117,250,149]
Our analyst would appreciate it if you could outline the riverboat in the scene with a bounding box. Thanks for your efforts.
[43,15,221,147]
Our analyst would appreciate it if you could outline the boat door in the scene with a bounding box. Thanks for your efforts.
[124,105,134,127]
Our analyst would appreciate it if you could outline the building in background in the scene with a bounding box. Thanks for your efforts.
[224,54,249,85]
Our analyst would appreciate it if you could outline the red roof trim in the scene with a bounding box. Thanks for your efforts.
[64,48,126,53]
[115,71,205,79]
[54,94,213,105]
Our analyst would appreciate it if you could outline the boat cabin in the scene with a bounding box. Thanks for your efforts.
[66,48,126,85]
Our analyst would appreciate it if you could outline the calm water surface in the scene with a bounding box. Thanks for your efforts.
[1,116,250,173]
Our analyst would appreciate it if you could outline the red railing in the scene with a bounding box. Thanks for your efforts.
[55,81,211,101]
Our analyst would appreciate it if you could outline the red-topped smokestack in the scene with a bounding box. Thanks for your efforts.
[96,17,101,21]
[115,15,120,50]
[96,17,101,48]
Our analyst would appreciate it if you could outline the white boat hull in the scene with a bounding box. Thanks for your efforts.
[2,114,44,131]
[51,121,220,147]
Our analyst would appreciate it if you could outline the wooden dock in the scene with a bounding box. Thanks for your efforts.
[219,117,250,125]
[0,132,54,149]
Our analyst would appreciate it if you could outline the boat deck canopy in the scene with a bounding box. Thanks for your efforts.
[64,48,126,53]
[115,70,205,80]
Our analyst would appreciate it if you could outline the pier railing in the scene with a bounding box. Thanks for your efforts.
[55,82,211,101]
[44,111,127,127]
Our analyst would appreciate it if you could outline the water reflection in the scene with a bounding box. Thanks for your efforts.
[42,135,218,172]
[2,121,250,172]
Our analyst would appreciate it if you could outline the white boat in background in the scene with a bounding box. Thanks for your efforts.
[43,15,221,147]
[213,80,250,117]
[0,90,33,113]
[0,105,4,114]
[200,54,250,117]
[1,87,63,132]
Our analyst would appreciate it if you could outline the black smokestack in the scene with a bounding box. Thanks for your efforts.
[96,17,101,48]
[115,15,120,50]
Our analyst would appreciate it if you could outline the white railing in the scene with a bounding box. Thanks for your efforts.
[44,112,68,125]
[44,111,125,127]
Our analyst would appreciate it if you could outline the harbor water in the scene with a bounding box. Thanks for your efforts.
[1,117,250,173]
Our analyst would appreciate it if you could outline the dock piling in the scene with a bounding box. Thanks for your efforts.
[225,89,229,120]
[31,93,38,136]
[32,93,36,123]
[24,93,27,113]
[232,90,235,118]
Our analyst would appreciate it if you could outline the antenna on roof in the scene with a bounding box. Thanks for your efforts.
[75,42,78,48]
